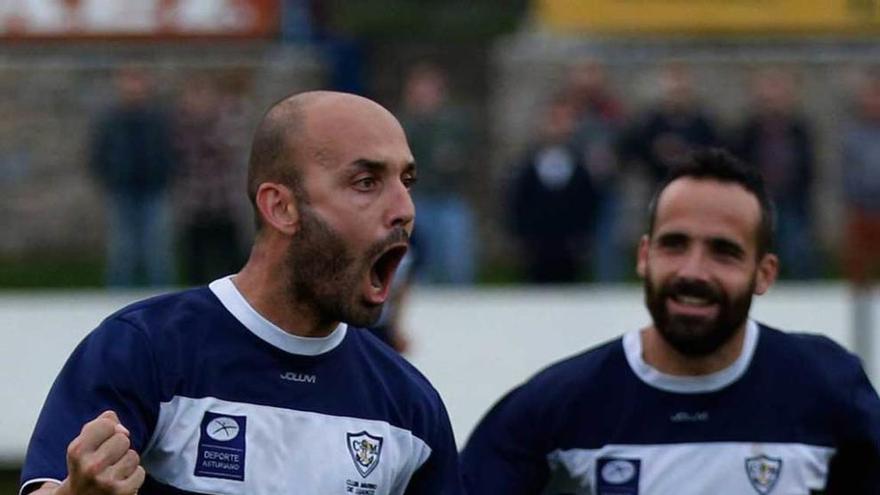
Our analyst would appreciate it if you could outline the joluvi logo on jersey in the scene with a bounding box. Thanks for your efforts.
[347,431,384,478]
[194,412,247,482]
[745,455,782,494]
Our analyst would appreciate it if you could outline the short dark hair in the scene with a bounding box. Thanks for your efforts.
[246,96,308,230]
[646,148,776,257]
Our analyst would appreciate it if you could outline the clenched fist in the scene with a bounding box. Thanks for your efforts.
[34,411,145,495]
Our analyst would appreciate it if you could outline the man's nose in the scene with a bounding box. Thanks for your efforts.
[677,247,712,281]
[387,180,415,232]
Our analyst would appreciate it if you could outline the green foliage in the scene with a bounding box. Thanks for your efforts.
[0,254,104,288]
[477,257,524,285]
[0,469,20,493]
[328,0,529,40]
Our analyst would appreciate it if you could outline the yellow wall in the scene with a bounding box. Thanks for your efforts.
[536,0,880,34]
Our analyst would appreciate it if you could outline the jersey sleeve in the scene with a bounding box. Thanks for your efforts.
[19,317,162,494]
[824,355,880,493]
[405,397,464,495]
[460,384,552,495]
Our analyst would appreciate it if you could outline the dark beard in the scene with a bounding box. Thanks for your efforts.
[644,273,755,357]
[285,204,385,329]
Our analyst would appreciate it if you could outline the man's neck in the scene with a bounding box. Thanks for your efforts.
[641,324,748,376]
[232,257,339,339]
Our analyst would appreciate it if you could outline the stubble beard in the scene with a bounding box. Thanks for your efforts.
[285,204,384,329]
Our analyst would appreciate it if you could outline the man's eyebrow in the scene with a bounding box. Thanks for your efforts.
[349,158,417,174]
[349,159,387,173]
[709,237,746,255]
[656,231,688,242]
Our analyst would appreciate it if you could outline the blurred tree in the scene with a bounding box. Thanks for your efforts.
[326,0,529,40]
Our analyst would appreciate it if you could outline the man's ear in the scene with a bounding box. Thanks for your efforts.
[255,182,299,235]
[754,253,779,295]
[636,234,650,279]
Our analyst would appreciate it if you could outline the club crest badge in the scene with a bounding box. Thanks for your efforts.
[347,431,383,478]
[745,455,782,494]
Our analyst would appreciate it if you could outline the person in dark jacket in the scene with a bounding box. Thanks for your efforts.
[91,67,176,287]
[734,68,819,279]
[566,59,628,281]
[509,95,596,283]
[620,62,719,187]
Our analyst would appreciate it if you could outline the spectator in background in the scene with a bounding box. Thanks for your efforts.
[567,59,628,281]
[399,63,476,284]
[508,95,595,284]
[842,72,880,286]
[90,67,176,287]
[733,68,819,279]
[172,77,246,285]
[621,62,719,187]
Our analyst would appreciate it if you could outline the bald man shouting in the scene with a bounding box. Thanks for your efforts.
[21,92,463,495]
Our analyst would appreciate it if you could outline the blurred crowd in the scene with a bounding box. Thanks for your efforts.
[90,67,250,288]
[86,59,880,291]
[507,60,880,286]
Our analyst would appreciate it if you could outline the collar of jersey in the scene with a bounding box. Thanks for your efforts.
[622,319,759,394]
[209,275,347,356]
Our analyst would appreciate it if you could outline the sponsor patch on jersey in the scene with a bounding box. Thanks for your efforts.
[745,455,782,494]
[347,431,383,478]
[596,457,640,495]
[194,411,247,482]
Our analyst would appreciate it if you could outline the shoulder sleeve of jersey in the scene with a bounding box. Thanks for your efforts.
[784,331,874,391]
[460,342,617,495]
[20,316,162,492]
[403,396,464,495]
[777,329,880,491]
[825,340,880,492]
[460,381,554,495]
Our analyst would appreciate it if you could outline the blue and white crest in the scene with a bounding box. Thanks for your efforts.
[745,455,782,494]
[347,431,383,478]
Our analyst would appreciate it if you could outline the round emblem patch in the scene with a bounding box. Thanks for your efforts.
[601,459,637,484]
[206,416,241,441]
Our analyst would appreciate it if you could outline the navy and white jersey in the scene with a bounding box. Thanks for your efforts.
[461,321,880,494]
[22,276,462,495]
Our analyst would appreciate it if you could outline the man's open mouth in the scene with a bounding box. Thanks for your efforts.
[365,243,409,304]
